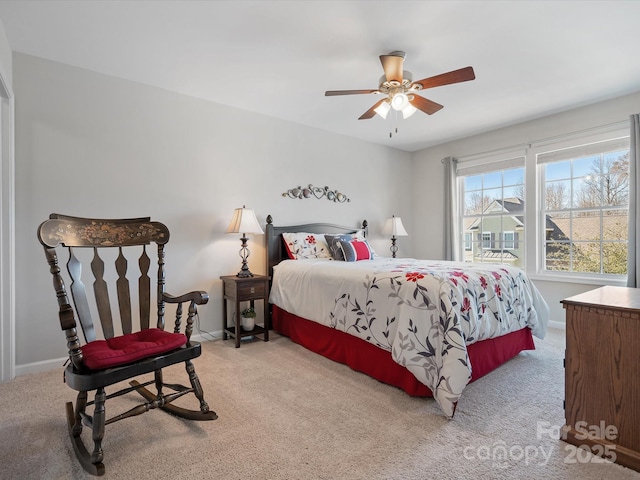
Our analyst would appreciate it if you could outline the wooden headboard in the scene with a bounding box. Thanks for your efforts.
[265,215,368,280]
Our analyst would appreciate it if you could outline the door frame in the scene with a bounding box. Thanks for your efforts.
[0,60,15,382]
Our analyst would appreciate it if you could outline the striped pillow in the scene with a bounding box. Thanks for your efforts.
[324,234,354,260]
[338,239,374,262]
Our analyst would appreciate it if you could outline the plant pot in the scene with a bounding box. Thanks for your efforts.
[241,316,255,331]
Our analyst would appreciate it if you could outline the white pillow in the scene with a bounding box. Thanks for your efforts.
[282,232,332,260]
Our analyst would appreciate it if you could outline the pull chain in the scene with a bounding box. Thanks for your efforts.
[389,110,399,138]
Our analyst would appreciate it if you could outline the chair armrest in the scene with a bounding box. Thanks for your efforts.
[163,291,209,305]
[163,291,209,340]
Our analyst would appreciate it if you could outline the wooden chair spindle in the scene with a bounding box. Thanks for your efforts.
[115,247,133,335]
[91,248,114,339]
[139,245,151,330]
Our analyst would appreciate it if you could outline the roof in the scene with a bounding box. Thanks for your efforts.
[480,250,519,260]
[465,197,524,231]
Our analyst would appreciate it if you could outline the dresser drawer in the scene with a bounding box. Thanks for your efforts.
[223,278,268,300]
[237,280,266,299]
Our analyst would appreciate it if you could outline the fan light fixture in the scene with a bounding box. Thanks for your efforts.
[375,93,417,120]
[401,101,417,119]
[373,100,391,119]
[391,92,409,110]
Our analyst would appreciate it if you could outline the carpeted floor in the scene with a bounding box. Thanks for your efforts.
[0,327,638,480]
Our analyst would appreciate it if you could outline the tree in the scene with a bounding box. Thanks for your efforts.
[545,182,569,210]
[576,152,629,207]
[572,243,627,275]
[465,192,492,215]
[570,218,628,275]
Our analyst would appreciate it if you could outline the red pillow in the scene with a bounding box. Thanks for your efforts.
[283,236,296,259]
[81,328,187,370]
[352,240,373,260]
[339,239,374,261]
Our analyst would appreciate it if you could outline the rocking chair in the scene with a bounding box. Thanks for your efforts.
[37,214,217,476]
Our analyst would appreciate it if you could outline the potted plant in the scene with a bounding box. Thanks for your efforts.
[240,307,256,331]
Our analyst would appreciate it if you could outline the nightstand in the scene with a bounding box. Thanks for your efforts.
[220,275,270,348]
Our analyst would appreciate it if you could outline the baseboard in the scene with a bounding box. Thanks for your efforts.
[191,330,223,343]
[15,356,67,376]
[547,320,565,330]
[14,329,223,378]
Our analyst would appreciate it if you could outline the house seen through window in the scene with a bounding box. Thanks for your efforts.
[460,164,525,269]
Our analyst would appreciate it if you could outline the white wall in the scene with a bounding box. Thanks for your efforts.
[16,49,640,370]
[14,53,412,370]
[411,91,640,323]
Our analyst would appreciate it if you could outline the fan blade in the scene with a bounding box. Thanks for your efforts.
[325,89,380,96]
[410,95,444,115]
[413,66,475,90]
[358,99,386,120]
[379,54,404,83]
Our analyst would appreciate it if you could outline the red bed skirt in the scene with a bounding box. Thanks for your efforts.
[272,304,535,397]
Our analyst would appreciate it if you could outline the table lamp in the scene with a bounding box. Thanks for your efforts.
[382,215,408,258]
[226,206,264,277]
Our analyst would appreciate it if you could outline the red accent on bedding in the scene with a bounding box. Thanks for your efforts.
[272,304,535,397]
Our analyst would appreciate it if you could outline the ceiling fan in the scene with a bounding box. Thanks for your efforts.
[325,51,475,121]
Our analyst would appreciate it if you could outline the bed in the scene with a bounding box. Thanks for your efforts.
[265,215,550,417]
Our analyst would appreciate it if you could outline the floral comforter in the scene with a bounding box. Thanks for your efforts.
[269,258,549,417]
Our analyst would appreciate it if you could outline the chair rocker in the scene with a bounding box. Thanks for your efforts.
[37,214,217,476]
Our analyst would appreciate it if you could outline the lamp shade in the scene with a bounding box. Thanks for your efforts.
[391,92,409,111]
[382,216,408,237]
[374,100,391,119]
[226,206,264,235]
[402,103,417,119]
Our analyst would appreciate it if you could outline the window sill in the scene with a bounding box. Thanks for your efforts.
[527,272,627,287]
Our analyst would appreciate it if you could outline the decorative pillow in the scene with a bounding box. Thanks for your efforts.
[282,232,332,260]
[325,231,372,260]
[324,234,355,260]
[353,230,375,255]
[338,239,374,262]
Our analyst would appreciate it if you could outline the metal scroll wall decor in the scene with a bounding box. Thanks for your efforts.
[282,184,350,203]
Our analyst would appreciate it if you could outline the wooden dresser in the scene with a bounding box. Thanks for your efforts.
[561,286,640,472]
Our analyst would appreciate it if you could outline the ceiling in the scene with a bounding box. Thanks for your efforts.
[1,0,639,152]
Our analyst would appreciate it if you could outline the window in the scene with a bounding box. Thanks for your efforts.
[481,232,492,249]
[538,137,630,276]
[458,157,525,268]
[503,231,515,249]
[453,125,630,282]
[464,232,472,251]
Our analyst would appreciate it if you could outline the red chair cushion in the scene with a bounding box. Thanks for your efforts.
[81,328,188,370]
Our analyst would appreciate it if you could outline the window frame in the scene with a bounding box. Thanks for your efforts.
[481,231,492,250]
[463,232,472,251]
[503,231,515,250]
[533,132,630,283]
[456,154,526,268]
[452,123,631,286]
